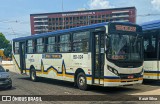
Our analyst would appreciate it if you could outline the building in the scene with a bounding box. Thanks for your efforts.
[30,7,136,35]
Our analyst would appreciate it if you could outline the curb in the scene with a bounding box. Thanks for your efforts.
[1,64,13,66]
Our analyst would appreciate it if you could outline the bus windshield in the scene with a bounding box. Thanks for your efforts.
[107,33,142,61]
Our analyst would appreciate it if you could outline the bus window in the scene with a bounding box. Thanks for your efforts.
[144,32,157,59]
[27,40,34,53]
[73,31,89,52]
[59,34,71,52]
[14,42,19,54]
[47,37,56,53]
[36,38,44,53]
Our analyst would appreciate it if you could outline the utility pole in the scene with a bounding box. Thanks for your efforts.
[62,0,64,29]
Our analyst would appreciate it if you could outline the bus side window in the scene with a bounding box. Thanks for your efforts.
[73,31,89,52]
[46,36,56,53]
[36,38,44,53]
[144,32,157,59]
[27,40,34,53]
[14,42,19,54]
[59,34,71,52]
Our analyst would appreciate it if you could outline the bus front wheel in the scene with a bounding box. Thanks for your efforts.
[30,69,37,82]
[77,72,88,90]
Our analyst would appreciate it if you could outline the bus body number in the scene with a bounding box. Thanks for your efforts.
[73,55,83,59]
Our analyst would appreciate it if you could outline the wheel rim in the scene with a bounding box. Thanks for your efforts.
[79,76,85,86]
[31,71,35,80]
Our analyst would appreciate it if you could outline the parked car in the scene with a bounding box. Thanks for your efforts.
[0,65,12,89]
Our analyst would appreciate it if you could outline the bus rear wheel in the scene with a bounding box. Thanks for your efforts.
[30,69,37,82]
[77,72,88,90]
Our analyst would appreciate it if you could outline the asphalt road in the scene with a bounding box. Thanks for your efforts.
[0,65,160,104]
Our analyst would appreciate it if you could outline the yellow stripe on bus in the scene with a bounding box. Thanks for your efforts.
[87,77,92,80]
[65,74,74,78]
[104,77,143,82]
[144,73,159,76]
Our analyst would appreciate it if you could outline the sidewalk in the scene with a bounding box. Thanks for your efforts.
[2,64,20,74]
[131,89,160,95]
[0,61,13,66]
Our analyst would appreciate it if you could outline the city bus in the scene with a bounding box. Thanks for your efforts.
[141,20,160,80]
[12,22,143,90]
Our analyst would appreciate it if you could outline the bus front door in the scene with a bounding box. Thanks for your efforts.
[19,42,26,74]
[92,32,105,85]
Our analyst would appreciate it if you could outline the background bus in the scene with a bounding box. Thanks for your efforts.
[141,20,160,80]
[12,22,143,90]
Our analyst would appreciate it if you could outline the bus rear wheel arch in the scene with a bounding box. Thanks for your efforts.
[76,72,88,90]
[30,67,37,82]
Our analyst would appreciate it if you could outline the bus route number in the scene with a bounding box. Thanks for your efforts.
[73,55,83,59]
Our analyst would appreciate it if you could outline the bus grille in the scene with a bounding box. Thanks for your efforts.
[119,73,141,79]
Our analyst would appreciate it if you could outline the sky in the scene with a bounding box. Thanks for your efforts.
[0,0,160,40]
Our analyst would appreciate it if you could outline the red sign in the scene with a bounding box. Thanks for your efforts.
[128,75,134,79]
[116,25,136,32]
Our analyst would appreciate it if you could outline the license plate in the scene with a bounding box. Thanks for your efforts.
[128,75,134,79]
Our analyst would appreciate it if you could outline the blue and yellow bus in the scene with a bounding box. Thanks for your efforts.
[141,20,160,80]
[12,22,143,90]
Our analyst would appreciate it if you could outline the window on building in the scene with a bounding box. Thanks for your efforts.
[14,42,19,54]
[46,37,56,53]
[73,31,90,52]
[27,40,34,53]
[36,38,44,53]
[59,34,71,52]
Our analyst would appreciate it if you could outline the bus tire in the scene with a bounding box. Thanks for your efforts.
[77,72,88,90]
[30,68,37,82]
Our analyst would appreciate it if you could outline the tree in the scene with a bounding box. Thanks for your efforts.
[0,32,9,49]
[0,33,11,59]
[4,44,12,58]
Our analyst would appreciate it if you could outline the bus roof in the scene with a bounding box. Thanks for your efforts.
[141,20,160,31]
[13,22,135,42]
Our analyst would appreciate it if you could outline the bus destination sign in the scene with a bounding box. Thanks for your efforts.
[115,25,136,32]
[45,54,62,59]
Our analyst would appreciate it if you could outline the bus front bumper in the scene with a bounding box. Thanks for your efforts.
[103,77,143,87]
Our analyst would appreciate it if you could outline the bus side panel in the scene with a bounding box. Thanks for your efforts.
[40,53,92,84]
[13,54,21,74]
[62,53,72,81]
[42,54,64,80]
[143,61,158,80]
[71,53,92,85]
[25,54,42,76]
[25,53,92,84]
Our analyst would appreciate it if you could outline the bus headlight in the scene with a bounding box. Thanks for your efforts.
[140,68,144,75]
[107,65,119,75]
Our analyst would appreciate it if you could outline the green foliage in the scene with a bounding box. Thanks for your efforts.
[0,33,9,49]
[4,44,12,58]
[0,33,11,58]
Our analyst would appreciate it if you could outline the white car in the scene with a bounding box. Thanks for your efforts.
[0,65,12,89]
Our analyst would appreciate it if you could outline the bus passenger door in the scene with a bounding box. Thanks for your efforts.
[92,32,105,85]
[19,42,26,74]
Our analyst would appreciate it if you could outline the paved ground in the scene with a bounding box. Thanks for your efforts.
[0,65,160,104]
